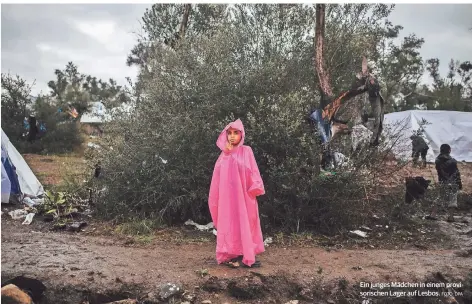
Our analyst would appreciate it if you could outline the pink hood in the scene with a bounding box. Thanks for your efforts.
[216,119,245,151]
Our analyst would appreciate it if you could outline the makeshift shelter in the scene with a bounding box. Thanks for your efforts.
[79,101,135,135]
[1,128,44,203]
[79,101,109,135]
[80,101,110,124]
[383,110,472,162]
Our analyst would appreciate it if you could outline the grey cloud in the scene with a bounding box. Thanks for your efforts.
[2,4,471,96]
[2,5,89,50]
[1,4,149,95]
[389,4,472,80]
[392,4,472,30]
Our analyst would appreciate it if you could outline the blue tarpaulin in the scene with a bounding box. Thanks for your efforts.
[309,109,331,144]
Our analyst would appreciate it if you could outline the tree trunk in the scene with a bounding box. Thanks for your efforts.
[314,4,370,122]
[314,4,333,99]
[179,4,192,39]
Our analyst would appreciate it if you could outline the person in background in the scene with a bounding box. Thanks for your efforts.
[410,134,429,168]
[427,144,462,220]
[27,115,38,143]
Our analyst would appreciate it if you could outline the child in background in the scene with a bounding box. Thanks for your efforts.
[428,144,462,220]
[27,115,38,143]
[208,119,265,268]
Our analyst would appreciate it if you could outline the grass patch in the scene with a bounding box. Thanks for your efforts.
[23,153,88,190]
[114,219,162,236]
[133,235,155,245]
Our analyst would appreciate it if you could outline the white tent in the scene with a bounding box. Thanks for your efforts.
[80,101,135,124]
[80,101,110,124]
[383,110,472,162]
[1,128,44,202]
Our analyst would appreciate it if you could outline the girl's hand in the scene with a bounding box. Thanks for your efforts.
[226,142,233,151]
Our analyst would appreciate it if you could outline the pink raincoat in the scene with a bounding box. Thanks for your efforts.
[208,119,265,267]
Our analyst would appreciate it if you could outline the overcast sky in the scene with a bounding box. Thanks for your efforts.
[2,4,472,96]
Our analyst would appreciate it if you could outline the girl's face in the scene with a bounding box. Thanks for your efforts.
[227,127,242,146]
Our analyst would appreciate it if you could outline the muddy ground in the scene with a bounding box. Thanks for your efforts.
[2,155,472,303]
[2,212,472,304]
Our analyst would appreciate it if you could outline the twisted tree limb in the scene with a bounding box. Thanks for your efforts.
[314,5,373,124]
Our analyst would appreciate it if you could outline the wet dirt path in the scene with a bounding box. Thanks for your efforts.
[2,220,472,297]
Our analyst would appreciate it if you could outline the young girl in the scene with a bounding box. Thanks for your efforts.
[208,119,265,268]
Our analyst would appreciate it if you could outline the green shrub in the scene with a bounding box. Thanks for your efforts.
[11,97,83,154]
[93,26,404,234]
